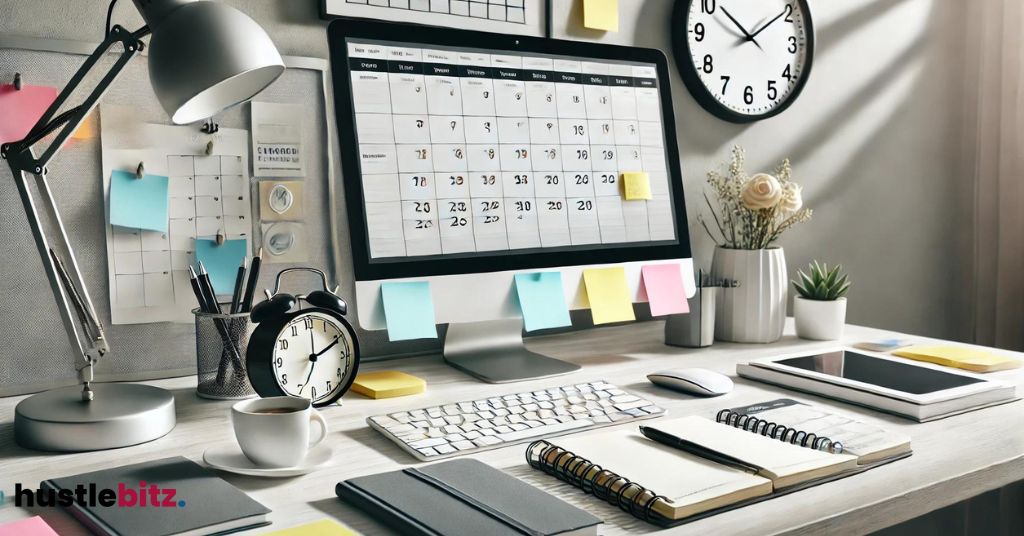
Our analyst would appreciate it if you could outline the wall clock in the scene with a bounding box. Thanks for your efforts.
[672,0,814,123]
[247,268,360,407]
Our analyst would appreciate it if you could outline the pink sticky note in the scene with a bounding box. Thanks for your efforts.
[0,516,59,536]
[0,83,58,144]
[641,263,690,316]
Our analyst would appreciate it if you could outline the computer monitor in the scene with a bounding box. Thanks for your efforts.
[328,19,694,383]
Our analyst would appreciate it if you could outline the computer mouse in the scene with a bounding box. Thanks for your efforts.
[647,368,733,397]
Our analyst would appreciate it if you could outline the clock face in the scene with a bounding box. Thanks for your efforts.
[677,0,813,122]
[271,311,355,405]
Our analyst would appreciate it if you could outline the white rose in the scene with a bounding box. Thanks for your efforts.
[740,173,783,210]
[779,183,803,213]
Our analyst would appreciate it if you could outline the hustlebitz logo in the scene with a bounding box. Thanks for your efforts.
[14,481,185,508]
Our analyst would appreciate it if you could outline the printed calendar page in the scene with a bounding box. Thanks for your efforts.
[346,38,677,262]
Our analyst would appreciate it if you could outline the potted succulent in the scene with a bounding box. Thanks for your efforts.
[792,261,850,340]
[701,146,813,343]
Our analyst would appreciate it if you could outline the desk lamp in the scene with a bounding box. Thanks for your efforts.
[2,0,284,451]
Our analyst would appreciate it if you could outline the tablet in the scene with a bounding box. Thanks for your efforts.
[775,350,984,395]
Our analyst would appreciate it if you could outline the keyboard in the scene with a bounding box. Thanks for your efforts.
[367,380,665,461]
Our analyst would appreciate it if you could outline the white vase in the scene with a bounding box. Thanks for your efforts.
[794,297,847,340]
[711,247,787,343]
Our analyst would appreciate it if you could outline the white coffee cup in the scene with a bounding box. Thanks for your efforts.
[231,397,328,468]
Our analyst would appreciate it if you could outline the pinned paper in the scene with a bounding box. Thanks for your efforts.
[514,272,572,332]
[583,267,635,325]
[641,263,690,316]
[381,281,438,341]
[623,171,652,200]
[0,83,57,144]
[195,238,247,294]
[109,169,169,232]
[584,0,619,31]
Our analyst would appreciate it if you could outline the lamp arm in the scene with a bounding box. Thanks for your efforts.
[0,24,147,401]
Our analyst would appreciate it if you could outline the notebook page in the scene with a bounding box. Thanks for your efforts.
[555,429,772,519]
[645,416,859,488]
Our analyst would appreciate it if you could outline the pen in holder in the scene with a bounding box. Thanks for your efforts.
[193,305,257,400]
[664,270,720,348]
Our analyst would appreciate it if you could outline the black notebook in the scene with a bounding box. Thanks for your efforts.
[337,458,601,536]
[41,457,270,536]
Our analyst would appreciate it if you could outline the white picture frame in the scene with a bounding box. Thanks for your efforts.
[320,0,549,37]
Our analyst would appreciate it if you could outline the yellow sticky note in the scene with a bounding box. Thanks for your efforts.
[261,519,361,536]
[893,346,1021,373]
[622,171,652,200]
[583,267,635,325]
[351,370,426,399]
[584,0,619,31]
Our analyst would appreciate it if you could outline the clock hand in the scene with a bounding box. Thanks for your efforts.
[300,360,316,394]
[720,7,762,50]
[312,335,341,358]
[749,8,786,39]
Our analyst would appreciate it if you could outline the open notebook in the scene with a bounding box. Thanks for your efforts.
[527,415,910,526]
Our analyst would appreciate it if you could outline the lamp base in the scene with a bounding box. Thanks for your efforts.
[14,383,176,452]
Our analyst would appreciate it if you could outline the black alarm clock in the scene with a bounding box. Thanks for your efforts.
[247,267,360,407]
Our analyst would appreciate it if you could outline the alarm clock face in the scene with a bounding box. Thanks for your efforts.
[677,0,814,122]
[271,311,356,405]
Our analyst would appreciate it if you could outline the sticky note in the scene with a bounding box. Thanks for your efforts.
[641,263,690,316]
[352,370,426,399]
[0,84,57,144]
[893,346,1022,373]
[623,171,652,200]
[514,272,572,332]
[381,281,438,341]
[194,238,247,295]
[109,170,169,232]
[0,516,59,536]
[583,267,635,325]
[261,519,360,536]
[584,0,619,31]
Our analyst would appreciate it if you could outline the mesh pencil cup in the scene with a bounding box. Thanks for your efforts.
[193,306,257,400]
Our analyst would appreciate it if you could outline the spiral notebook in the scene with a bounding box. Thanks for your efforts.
[527,411,911,527]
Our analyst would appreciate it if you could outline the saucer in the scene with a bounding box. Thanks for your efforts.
[203,443,333,477]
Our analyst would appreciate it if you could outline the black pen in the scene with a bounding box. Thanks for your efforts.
[188,265,212,313]
[229,257,248,314]
[639,425,762,475]
[240,247,262,312]
[197,261,222,314]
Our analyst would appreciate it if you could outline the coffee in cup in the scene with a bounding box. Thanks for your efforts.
[231,397,328,468]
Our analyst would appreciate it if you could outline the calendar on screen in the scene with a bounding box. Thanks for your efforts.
[345,38,678,262]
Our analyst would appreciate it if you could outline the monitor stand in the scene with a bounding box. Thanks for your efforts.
[443,318,580,383]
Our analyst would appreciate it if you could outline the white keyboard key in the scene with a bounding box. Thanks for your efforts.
[494,425,514,434]
[442,424,462,434]
[496,419,594,442]
[427,427,444,438]
[444,433,466,442]
[614,400,650,411]
[418,447,438,457]
[435,444,457,455]
[611,394,640,403]
[473,435,502,447]
[443,404,459,415]
[409,437,448,449]
[452,440,475,450]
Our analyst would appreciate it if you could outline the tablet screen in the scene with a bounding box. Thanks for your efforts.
[777,351,984,394]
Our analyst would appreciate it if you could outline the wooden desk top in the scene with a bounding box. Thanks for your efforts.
[2,321,1022,535]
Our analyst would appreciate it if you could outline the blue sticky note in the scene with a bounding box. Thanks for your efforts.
[109,169,169,232]
[514,272,572,332]
[381,281,437,341]
[195,239,247,295]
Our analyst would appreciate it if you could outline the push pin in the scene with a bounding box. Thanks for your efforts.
[13,73,23,91]
[205,140,214,155]
[135,162,145,179]
[215,229,226,246]
[201,118,219,134]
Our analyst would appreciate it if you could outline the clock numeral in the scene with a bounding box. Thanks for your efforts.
[275,357,283,367]
[720,75,730,94]
[337,367,343,378]
[701,0,716,15]
[281,373,288,385]
[782,64,793,82]
[279,339,288,350]
[702,54,713,74]
[767,80,778,101]
[311,386,317,400]
[694,22,705,42]
[326,380,333,392]
[744,86,753,105]
[784,3,794,23]
[787,36,798,54]
[290,325,298,337]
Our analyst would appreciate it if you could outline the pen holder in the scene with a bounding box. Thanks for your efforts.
[193,306,257,400]
[664,287,716,348]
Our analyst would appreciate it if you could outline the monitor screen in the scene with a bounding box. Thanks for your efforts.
[330,21,691,280]
[776,351,985,395]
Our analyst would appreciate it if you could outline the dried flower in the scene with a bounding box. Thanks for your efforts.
[779,183,803,213]
[740,173,783,210]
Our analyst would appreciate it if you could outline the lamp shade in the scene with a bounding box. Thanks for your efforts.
[145,1,285,124]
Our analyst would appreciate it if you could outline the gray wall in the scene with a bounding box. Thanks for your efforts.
[0,0,973,382]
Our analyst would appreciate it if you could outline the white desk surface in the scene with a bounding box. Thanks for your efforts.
[2,320,1023,536]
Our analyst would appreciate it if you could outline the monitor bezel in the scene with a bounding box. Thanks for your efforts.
[328,17,692,281]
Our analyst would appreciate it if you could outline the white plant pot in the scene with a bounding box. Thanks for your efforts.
[794,297,847,340]
[711,247,787,344]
